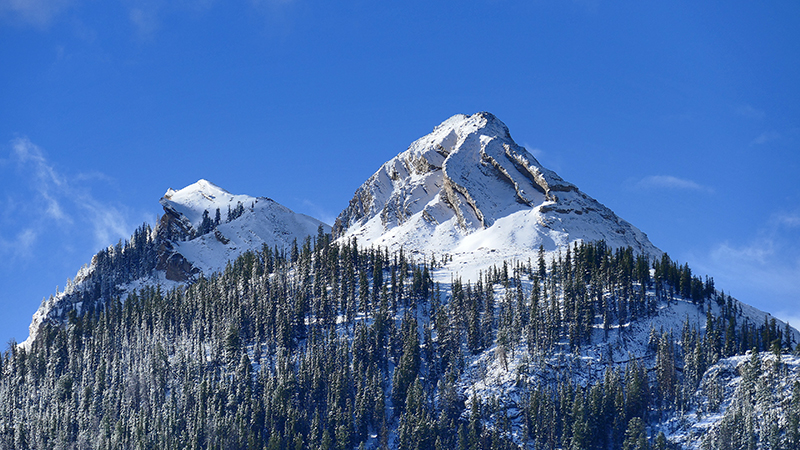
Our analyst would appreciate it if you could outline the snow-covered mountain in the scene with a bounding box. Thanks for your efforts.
[329,112,800,446]
[157,179,328,279]
[334,112,659,280]
[10,113,800,450]
[667,352,800,449]
[22,179,329,347]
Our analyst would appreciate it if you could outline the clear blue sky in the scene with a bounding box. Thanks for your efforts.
[1,0,799,346]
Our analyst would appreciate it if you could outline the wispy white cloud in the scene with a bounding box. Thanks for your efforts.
[751,131,781,145]
[0,228,38,258]
[129,6,160,39]
[0,0,163,36]
[735,104,765,120]
[81,197,131,248]
[689,210,800,327]
[2,137,135,256]
[300,199,336,227]
[16,228,38,253]
[704,241,800,319]
[11,137,71,223]
[636,175,713,193]
[0,0,76,27]
[775,311,800,332]
[523,144,546,161]
[3,0,293,40]
[776,213,800,228]
[124,0,291,39]
[709,212,800,267]
[523,144,566,173]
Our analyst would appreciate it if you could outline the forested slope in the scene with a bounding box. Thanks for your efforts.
[2,231,798,450]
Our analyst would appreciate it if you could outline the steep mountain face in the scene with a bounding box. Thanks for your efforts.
[9,114,800,450]
[22,179,329,347]
[156,179,329,279]
[334,112,659,276]
[667,352,800,449]
[8,228,798,450]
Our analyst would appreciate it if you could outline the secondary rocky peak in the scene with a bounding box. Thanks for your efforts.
[23,180,330,347]
[162,179,232,206]
[160,179,251,230]
[154,180,330,280]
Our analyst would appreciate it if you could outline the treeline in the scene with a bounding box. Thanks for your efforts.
[703,352,800,449]
[41,222,159,323]
[197,201,247,236]
[58,199,258,316]
[0,236,797,449]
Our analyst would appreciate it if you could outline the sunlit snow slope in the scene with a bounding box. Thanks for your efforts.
[22,180,329,347]
[159,179,329,276]
[334,112,660,280]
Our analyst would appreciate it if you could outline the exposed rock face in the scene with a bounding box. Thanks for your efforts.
[156,241,198,282]
[157,203,194,242]
[334,112,660,265]
[22,180,330,347]
[335,113,574,235]
[154,207,200,282]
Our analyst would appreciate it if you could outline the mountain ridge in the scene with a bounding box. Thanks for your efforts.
[10,112,800,450]
[334,112,660,282]
[21,180,329,348]
[21,113,795,348]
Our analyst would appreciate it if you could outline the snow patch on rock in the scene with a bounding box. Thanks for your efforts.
[334,112,660,281]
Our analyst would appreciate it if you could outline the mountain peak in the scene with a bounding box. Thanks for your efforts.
[439,111,511,139]
[160,179,253,229]
[163,178,229,200]
[22,181,330,348]
[334,112,658,278]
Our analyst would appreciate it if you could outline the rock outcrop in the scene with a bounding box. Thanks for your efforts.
[22,180,330,347]
[334,112,660,267]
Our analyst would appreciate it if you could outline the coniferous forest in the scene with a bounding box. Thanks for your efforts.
[2,227,799,450]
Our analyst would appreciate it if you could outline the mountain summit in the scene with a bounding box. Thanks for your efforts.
[334,112,659,274]
[22,180,329,347]
[156,179,329,280]
[9,115,800,450]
